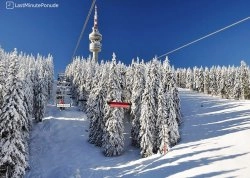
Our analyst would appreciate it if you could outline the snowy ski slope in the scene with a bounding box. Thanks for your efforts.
[25,88,250,178]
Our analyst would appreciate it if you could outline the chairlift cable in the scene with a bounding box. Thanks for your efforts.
[157,16,250,59]
[71,0,96,60]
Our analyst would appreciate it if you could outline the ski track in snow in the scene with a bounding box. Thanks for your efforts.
[25,88,250,178]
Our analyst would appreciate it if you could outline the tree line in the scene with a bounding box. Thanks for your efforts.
[65,54,181,158]
[175,61,250,100]
[0,47,54,177]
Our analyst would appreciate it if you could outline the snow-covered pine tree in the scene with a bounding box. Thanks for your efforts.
[0,49,6,172]
[0,49,28,177]
[0,128,27,178]
[233,67,241,100]
[139,64,155,158]
[180,68,187,88]
[125,59,136,102]
[66,58,81,105]
[78,58,93,111]
[117,61,127,102]
[0,47,4,61]
[166,89,180,146]
[0,48,6,109]
[85,57,94,92]
[216,66,222,96]
[209,66,218,96]
[102,53,125,156]
[78,84,88,111]
[172,86,182,125]
[175,68,186,88]
[67,57,87,107]
[175,68,182,88]
[87,87,106,147]
[219,66,229,98]
[203,67,210,94]
[99,62,110,144]
[227,66,236,98]
[131,61,145,147]
[87,63,107,147]
[33,61,47,122]
[193,66,199,91]
[186,68,193,90]
[17,53,33,138]
[45,54,54,99]
[162,63,181,145]
[239,61,250,99]
[198,67,204,93]
[149,58,162,153]
[150,58,161,104]
[156,79,170,154]
[22,72,33,122]
[162,58,181,125]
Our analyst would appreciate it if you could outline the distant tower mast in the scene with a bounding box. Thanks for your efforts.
[89,5,102,62]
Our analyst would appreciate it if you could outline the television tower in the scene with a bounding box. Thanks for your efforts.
[89,5,102,62]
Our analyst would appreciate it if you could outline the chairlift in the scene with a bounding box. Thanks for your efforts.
[56,103,71,108]
[56,98,71,109]
[56,73,72,109]
[107,101,131,109]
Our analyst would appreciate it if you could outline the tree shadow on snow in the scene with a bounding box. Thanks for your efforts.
[131,152,247,178]
[179,90,250,143]
[90,146,247,177]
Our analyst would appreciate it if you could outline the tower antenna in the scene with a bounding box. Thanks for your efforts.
[89,5,102,62]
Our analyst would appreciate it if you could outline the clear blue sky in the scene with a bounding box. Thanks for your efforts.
[0,0,250,75]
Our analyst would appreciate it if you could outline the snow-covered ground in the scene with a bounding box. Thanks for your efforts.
[25,88,250,178]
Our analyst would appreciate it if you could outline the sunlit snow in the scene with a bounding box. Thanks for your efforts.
[25,88,250,178]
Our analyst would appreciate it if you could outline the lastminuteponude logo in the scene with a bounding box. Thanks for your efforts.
[6,1,59,9]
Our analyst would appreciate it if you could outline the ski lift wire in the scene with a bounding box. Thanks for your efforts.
[157,16,250,59]
[71,0,96,60]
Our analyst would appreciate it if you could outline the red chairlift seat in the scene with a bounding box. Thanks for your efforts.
[107,101,131,109]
